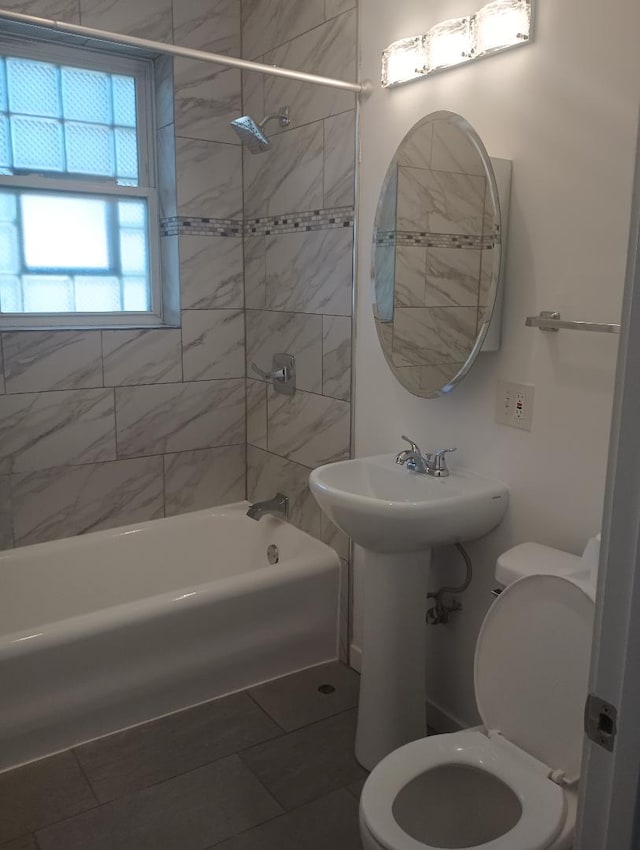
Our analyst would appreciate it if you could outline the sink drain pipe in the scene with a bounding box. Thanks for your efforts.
[426,543,473,625]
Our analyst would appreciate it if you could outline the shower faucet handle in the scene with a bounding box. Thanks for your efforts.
[251,353,296,396]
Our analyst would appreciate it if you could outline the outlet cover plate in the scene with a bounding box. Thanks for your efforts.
[496,380,535,431]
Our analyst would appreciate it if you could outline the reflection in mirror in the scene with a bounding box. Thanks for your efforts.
[373,110,504,398]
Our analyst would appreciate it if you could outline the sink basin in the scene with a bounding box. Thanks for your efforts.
[309,453,509,553]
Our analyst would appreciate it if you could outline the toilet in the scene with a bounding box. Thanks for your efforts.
[359,540,598,850]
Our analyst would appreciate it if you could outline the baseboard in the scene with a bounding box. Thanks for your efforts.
[348,642,468,734]
[425,697,467,734]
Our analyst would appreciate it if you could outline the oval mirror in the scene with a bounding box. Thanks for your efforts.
[372,110,502,398]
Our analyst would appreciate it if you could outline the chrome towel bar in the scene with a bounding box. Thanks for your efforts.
[525,311,620,334]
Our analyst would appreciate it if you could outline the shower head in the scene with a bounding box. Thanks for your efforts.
[230,106,290,154]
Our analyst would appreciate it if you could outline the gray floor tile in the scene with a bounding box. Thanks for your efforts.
[248,661,360,731]
[212,789,363,850]
[36,755,283,850]
[0,837,38,850]
[75,692,282,802]
[240,709,367,811]
[0,752,96,844]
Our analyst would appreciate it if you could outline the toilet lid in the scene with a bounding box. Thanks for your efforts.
[475,574,594,782]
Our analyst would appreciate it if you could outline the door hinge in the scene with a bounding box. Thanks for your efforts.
[584,693,618,752]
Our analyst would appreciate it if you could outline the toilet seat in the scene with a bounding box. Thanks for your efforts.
[361,730,566,850]
[360,575,595,850]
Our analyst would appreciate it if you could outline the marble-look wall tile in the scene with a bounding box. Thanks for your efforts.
[244,236,266,309]
[0,476,13,550]
[425,247,483,308]
[267,388,350,467]
[242,0,324,60]
[176,138,242,219]
[102,329,182,386]
[0,345,4,394]
[173,0,241,54]
[174,62,242,145]
[246,378,267,449]
[373,245,395,322]
[164,445,245,516]
[116,379,245,458]
[395,246,426,307]
[182,309,245,381]
[325,0,355,18]
[2,331,102,393]
[80,0,173,42]
[1,0,79,22]
[431,120,486,176]
[12,457,164,546]
[0,388,115,474]
[247,445,321,537]
[158,124,177,220]
[265,229,353,315]
[322,316,351,401]
[324,110,356,208]
[392,307,478,367]
[243,121,323,219]
[397,166,486,235]
[479,246,498,307]
[245,310,323,393]
[161,235,181,326]
[263,12,356,132]
[154,55,174,129]
[180,236,244,309]
[321,513,349,560]
[241,67,264,128]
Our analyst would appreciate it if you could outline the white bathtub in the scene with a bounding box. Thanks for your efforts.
[0,501,340,772]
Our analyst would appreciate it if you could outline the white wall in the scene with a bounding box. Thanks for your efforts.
[354,0,640,728]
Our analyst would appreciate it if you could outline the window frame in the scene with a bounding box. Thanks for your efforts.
[0,35,164,330]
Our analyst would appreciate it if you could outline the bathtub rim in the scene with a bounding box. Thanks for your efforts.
[0,502,340,658]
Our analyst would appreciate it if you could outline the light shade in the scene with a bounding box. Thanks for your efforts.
[381,36,428,87]
[427,17,474,71]
[475,0,531,55]
[381,0,532,88]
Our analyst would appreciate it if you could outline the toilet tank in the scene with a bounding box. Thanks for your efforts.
[496,537,600,587]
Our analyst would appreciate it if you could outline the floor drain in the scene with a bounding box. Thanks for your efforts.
[318,683,335,694]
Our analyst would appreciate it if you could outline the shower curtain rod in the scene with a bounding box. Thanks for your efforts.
[0,8,370,95]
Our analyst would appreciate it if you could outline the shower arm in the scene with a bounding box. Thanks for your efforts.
[0,9,372,97]
[258,109,291,131]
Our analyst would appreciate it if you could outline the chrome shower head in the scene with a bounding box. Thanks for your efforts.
[230,106,290,154]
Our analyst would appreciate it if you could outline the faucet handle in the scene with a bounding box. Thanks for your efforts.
[400,435,421,454]
[433,447,457,471]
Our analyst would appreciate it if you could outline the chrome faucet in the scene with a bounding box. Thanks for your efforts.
[246,492,289,520]
[395,435,457,478]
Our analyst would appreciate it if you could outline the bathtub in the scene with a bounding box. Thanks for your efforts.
[0,501,340,772]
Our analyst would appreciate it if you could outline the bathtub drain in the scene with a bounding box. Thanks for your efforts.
[267,544,279,565]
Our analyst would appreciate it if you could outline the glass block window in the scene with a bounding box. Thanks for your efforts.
[0,56,139,184]
[0,40,160,328]
[0,190,150,312]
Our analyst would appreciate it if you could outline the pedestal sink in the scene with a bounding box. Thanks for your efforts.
[309,454,509,770]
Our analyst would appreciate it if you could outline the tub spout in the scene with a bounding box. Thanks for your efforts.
[247,493,289,521]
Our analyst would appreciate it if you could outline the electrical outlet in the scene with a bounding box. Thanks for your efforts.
[495,381,535,431]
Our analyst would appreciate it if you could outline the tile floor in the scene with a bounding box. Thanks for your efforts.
[0,662,367,850]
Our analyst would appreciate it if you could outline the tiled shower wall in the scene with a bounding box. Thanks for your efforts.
[240,0,357,658]
[0,0,247,549]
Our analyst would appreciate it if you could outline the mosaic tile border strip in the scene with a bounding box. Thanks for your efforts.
[244,206,354,236]
[160,217,243,237]
[375,230,499,249]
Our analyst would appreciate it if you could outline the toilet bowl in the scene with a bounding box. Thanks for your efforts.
[359,570,595,850]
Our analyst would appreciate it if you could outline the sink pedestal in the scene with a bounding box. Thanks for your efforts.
[355,548,431,771]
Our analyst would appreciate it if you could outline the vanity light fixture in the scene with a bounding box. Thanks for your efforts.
[381,0,531,88]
